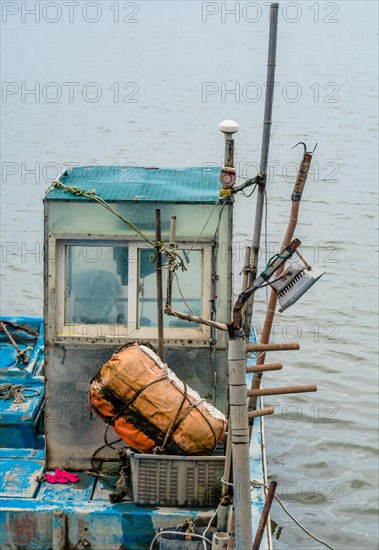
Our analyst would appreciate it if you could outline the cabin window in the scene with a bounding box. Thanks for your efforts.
[138,248,202,329]
[55,238,211,340]
[65,244,129,325]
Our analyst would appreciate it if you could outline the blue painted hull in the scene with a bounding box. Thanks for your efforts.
[0,316,266,549]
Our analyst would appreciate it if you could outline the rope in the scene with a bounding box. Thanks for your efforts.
[49,180,186,271]
[107,375,168,426]
[0,320,33,367]
[242,183,258,198]
[250,479,335,550]
[0,384,40,404]
[9,346,33,368]
[264,252,288,273]
[153,382,188,454]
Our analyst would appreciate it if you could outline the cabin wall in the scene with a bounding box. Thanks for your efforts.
[44,344,228,470]
[44,199,233,469]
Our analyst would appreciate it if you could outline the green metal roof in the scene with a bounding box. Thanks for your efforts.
[45,166,224,204]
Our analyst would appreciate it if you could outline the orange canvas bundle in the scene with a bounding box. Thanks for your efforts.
[89,344,227,455]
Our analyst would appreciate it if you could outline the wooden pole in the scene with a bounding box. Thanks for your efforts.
[169,216,177,243]
[0,321,23,355]
[247,384,317,398]
[243,3,279,336]
[246,363,282,373]
[246,342,299,352]
[155,209,164,361]
[248,407,274,420]
[0,321,30,364]
[252,481,278,550]
[241,246,252,301]
[248,150,315,416]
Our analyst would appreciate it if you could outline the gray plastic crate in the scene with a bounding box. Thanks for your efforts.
[129,453,225,507]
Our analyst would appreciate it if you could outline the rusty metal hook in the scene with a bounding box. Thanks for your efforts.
[292,142,318,155]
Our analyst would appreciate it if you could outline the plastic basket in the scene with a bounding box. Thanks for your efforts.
[129,453,225,507]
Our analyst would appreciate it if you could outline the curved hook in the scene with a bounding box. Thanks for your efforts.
[292,142,318,155]
[308,142,318,154]
[292,141,307,155]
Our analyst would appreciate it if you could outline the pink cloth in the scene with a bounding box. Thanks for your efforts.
[45,468,80,484]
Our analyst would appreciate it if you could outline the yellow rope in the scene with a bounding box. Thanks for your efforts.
[48,180,186,271]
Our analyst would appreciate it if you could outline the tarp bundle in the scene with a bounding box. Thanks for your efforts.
[89,344,227,455]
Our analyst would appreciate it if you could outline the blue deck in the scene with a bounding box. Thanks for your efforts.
[0,317,266,549]
[45,166,222,203]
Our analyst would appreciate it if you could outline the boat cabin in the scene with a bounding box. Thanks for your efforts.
[43,165,233,470]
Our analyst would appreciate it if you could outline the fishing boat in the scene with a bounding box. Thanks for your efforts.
[0,4,333,550]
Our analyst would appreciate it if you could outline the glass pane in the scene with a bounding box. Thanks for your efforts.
[138,249,202,329]
[65,245,128,324]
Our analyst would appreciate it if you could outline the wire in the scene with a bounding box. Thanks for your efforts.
[257,273,287,289]
[173,273,196,316]
[242,183,258,198]
[171,200,228,327]
[202,507,218,540]
[251,480,336,550]
[186,199,221,257]
[149,530,212,550]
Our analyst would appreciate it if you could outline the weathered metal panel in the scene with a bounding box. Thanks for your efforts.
[0,510,52,550]
[0,500,216,550]
[0,458,44,499]
[45,344,120,470]
[45,345,228,470]
[38,472,96,505]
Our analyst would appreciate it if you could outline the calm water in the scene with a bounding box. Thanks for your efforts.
[1,1,378,548]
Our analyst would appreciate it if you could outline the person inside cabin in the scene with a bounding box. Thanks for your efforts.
[72,270,125,325]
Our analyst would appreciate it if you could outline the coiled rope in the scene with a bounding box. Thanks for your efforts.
[0,384,40,404]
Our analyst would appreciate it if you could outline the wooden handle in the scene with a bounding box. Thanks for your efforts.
[246,362,283,373]
[246,342,300,352]
[248,407,274,420]
[247,384,317,397]
[253,481,278,550]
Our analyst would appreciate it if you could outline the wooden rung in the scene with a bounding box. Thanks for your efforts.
[248,407,274,419]
[247,384,317,397]
[246,362,282,373]
[246,342,300,352]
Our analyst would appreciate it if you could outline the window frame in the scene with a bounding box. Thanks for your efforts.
[54,234,212,342]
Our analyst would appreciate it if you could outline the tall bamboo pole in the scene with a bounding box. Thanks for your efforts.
[248,150,314,413]
[243,3,279,336]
